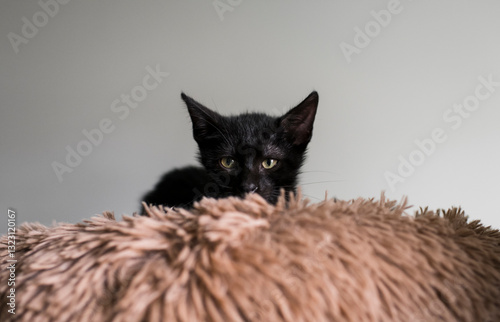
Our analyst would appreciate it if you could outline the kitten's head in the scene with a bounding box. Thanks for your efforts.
[181,91,319,204]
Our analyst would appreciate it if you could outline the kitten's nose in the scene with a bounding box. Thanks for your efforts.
[242,183,258,193]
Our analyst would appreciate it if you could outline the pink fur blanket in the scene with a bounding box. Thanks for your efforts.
[1,194,499,321]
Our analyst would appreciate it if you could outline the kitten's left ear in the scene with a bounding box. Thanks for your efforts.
[181,93,222,143]
[278,91,319,146]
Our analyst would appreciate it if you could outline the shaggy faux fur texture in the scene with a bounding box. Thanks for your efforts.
[1,194,499,322]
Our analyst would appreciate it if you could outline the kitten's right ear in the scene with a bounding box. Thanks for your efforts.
[278,91,319,146]
[181,93,221,143]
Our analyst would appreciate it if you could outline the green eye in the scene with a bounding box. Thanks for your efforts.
[220,157,236,169]
[262,158,278,169]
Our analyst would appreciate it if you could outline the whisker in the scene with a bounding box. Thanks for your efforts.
[301,170,339,175]
[301,194,324,201]
[195,99,233,148]
[205,118,232,147]
[300,180,346,186]
[210,97,219,113]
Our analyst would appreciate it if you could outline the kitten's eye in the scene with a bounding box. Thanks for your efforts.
[262,158,278,169]
[220,157,236,169]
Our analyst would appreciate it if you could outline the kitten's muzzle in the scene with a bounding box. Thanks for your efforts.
[241,183,258,194]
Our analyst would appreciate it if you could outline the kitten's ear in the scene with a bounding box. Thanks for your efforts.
[181,93,221,142]
[278,91,319,146]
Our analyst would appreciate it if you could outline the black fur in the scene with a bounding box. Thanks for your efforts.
[141,91,318,211]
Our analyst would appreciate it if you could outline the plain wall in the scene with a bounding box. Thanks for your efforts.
[1,0,500,235]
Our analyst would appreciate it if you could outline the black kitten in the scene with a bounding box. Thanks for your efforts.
[141,91,318,210]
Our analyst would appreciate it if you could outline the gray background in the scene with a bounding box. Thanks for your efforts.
[1,0,500,235]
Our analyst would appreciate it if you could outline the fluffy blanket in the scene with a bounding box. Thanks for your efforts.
[1,194,499,321]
